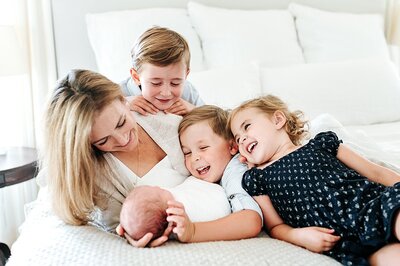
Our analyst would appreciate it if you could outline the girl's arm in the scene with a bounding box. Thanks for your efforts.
[337,144,400,186]
[253,195,340,253]
[166,200,262,242]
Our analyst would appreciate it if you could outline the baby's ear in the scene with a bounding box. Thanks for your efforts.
[229,139,238,155]
[273,111,287,129]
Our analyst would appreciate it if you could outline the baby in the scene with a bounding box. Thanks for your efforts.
[120,176,231,241]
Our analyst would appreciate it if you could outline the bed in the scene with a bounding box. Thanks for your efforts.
[7,0,400,265]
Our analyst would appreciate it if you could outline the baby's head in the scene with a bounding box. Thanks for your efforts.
[129,26,191,110]
[120,186,173,241]
[179,105,237,183]
[228,95,309,165]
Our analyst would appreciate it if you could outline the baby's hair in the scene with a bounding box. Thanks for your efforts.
[120,187,168,241]
[228,95,309,145]
[131,26,191,72]
[179,105,232,141]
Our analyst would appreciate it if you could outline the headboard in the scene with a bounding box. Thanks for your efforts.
[50,0,387,78]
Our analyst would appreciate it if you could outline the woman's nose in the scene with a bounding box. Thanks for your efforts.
[114,131,129,146]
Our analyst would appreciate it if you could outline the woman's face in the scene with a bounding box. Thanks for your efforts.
[132,61,188,110]
[90,99,139,152]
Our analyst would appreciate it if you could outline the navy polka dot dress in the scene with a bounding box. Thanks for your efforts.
[242,131,400,266]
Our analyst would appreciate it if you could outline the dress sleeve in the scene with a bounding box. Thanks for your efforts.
[314,131,342,156]
[241,168,264,196]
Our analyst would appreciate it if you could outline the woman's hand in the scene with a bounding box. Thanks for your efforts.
[294,227,341,253]
[166,200,195,242]
[126,96,159,115]
[116,223,172,248]
[164,98,194,116]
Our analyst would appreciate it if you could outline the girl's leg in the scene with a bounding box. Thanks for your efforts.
[369,243,400,266]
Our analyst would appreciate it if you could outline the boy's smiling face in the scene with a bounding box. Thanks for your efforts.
[180,121,236,183]
[131,61,188,110]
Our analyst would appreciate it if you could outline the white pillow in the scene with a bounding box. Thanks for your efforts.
[188,63,262,109]
[260,57,400,125]
[86,8,205,82]
[187,1,304,69]
[289,3,390,63]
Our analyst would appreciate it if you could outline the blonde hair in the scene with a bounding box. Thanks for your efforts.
[131,26,191,72]
[42,69,125,225]
[228,95,309,145]
[179,105,232,141]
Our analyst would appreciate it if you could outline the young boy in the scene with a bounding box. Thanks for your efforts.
[120,105,262,245]
[120,26,204,116]
[169,105,263,242]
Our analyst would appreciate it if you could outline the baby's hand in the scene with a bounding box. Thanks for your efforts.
[116,223,171,248]
[166,200,195,242]
[126,95,159,115]
[164,98,194,116]
[296,227,341,253]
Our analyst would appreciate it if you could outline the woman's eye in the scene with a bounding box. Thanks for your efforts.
[98,137,108,146]
[117,119,126,128]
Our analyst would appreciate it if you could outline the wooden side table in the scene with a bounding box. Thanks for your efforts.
[0,147,38,188]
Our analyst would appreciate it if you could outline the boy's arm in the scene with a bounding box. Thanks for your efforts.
[337,143,400,186]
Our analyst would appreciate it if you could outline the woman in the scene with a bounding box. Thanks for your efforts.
[42,69,189,247]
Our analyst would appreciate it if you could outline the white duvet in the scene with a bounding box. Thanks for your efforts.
[7,114,399,266]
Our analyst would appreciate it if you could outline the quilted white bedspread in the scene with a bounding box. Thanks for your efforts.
[7,198,340,266]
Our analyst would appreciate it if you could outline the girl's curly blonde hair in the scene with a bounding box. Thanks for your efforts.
[228,95,309,145]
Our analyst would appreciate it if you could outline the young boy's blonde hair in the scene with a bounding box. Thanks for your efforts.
[179,105,232,141]
[228,95,309,146]
[131,26,191,72]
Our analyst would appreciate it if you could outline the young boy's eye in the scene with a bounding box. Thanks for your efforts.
[183,151,191,156]
[171,82,181,87]
[200,146,209,150]
[151,82,162,86]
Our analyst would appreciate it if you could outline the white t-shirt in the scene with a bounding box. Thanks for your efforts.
[167,176,231,222]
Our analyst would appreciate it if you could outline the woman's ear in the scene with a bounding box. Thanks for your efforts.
[228,139,239,155]
[273,110,287,129]
[130,68,141,86]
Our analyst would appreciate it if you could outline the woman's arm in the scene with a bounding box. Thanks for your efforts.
[166,200,262,242]
[253,195,340,253]
[337,144,400,186]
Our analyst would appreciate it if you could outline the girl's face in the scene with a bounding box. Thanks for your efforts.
[180,121,236,183]
[132,61,189,110]
[230,108,284,166]
[90,99,139,152]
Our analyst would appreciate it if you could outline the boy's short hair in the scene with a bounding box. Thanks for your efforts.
[131,26,191,72]
[120,187,168,241]
[179,105,232,141]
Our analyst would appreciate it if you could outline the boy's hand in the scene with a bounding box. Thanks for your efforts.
[126,96,159,115]
[166,200,195,242]
[164,98,195,116]
[294,227,341,253]
[116,223,172,248]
